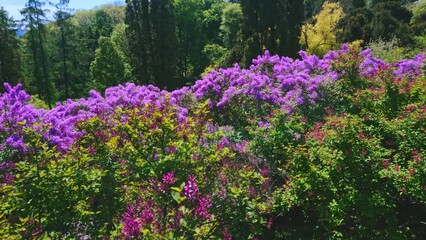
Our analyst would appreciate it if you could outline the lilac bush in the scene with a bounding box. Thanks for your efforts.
[0,46,425,239]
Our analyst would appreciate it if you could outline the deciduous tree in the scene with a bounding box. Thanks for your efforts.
[300,1,345,56]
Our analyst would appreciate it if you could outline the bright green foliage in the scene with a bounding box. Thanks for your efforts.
[1,129,106,238]
[111,23,132,81]
[90,10,114,41]
[202,43,230,72]
[411,0,426,35]
[90,36,127,91]
[220,3,243,50]
[202,0,227,46]
[0,96,273,238]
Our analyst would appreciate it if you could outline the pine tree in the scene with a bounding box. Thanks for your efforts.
[151,0,177,89]
[339,4,373,44]
[21,0,52,108]
[54,0,72,99]
[125,0,178,89]
[240,0,305,66]
[0,7,20,91]
[175,0,207,85]
[371,1,413,45]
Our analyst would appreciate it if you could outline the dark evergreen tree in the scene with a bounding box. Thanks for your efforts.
[339,2,373,44]
[54,0,72,99]
[125,0,178,89]
[371,1,413,45]
[352,0,366,8]
[304,0,325,19]
[369,0,416,7]
[282,0,305,57]
[0,7,20,91]
[240,0,305,66]
[151,0,178,89]
[126,0,151,85]
[21,0,52,108]
[175,0,208,85]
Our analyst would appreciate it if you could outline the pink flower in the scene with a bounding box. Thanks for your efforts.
[2,173,15,185]
[261,166,269,177]
[361,148,367,156]
[162,172,177,185]
[217,137,230,150]
[383,160,390,168]
[266,217,273,229]
[183,174,198,200]
[166,146,177,154]
[223,230,232,240]
[121,205,141,238]
[195,196,212,220]
[394,165,400,172]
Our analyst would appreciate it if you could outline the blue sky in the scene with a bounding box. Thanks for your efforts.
[0,0,124,20]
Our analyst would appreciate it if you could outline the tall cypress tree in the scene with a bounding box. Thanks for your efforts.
[282,0,305,57]
[240,0,304,66]
[54,0,72,99]
[125,0,178,89]
[151,0,177,89]
[0,7,20,91]
[21,0,52,108]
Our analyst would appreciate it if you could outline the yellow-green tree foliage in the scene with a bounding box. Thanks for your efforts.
[300,1,344,56]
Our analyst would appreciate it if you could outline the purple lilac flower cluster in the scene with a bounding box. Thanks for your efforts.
[0,83,189,153]
[183,174,199,200]
[191,48,343,113]
[192,46,424,113]
[0,83,45,153]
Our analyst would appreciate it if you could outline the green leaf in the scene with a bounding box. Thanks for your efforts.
[170,186,181,192]
[171,191,185,204]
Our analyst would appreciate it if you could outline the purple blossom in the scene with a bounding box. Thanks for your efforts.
[195,196,212,220]
[5,135,27,153]
[217,137,230,150]
[393,53,425,78]
[121,204,141,238]
[183,174,198,200]
[1,172,15,185]
[162,172,177,185]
